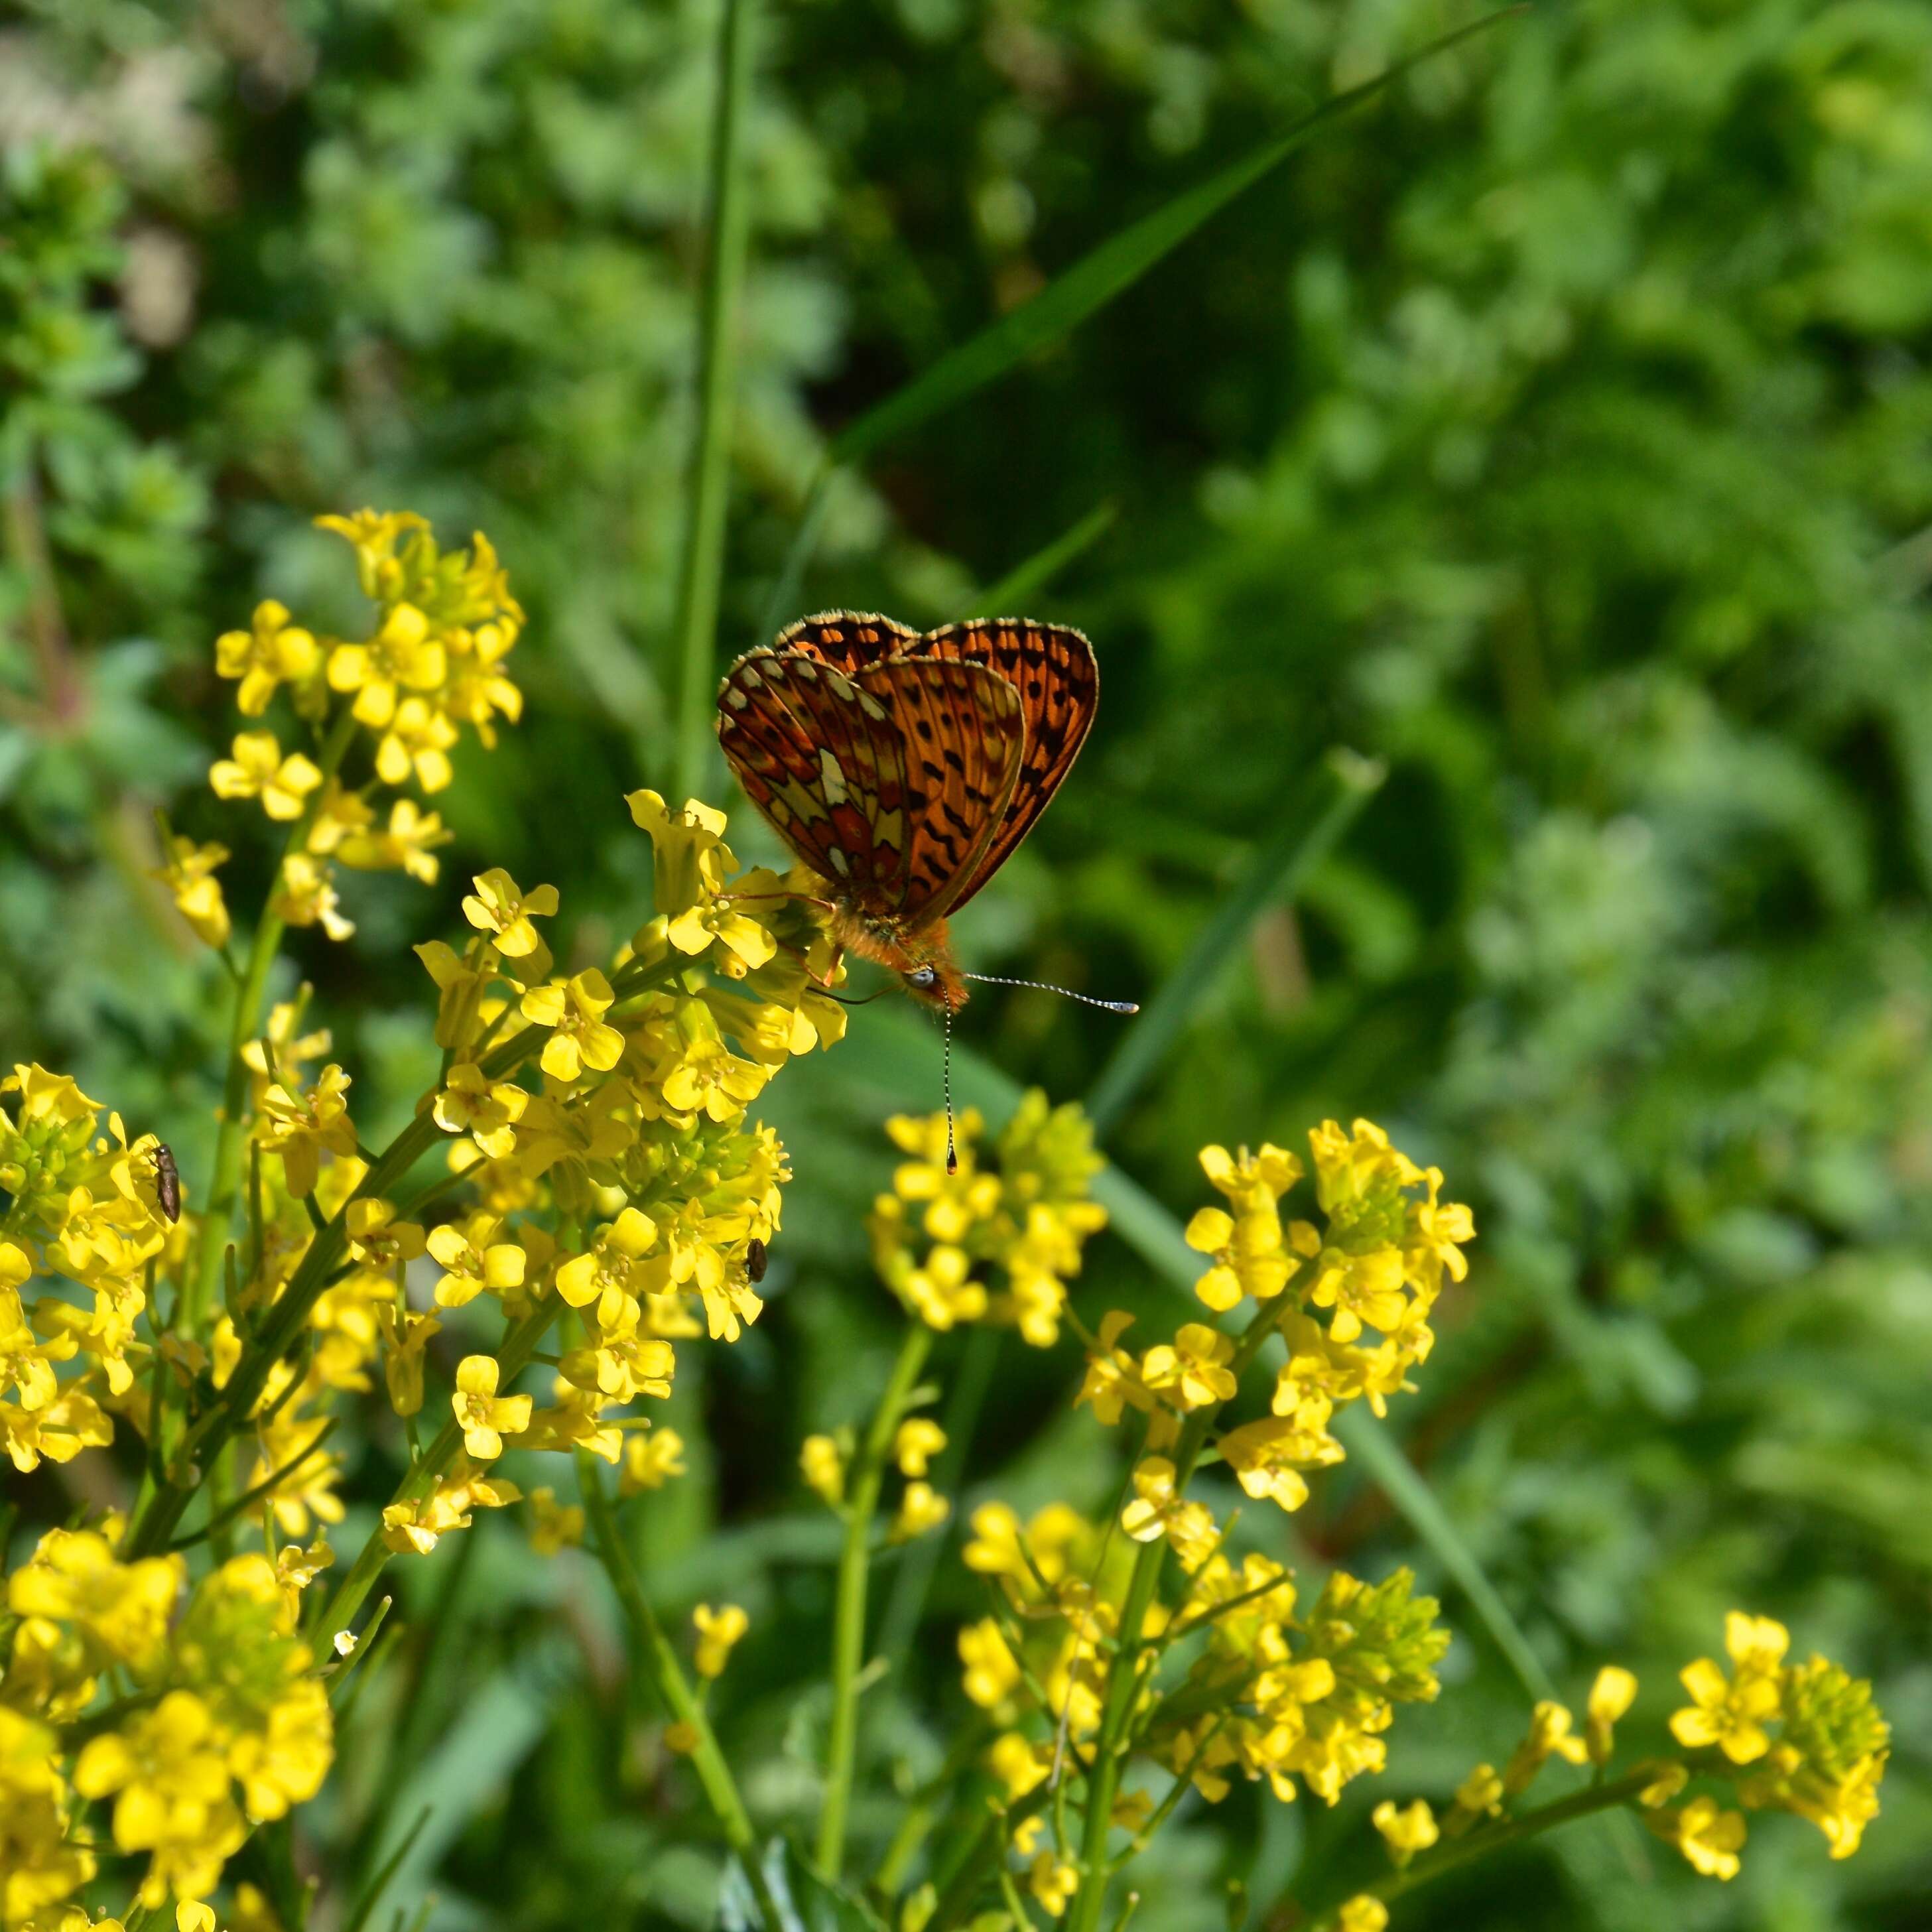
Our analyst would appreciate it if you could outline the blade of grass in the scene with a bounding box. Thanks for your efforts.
[1084,749,1385,1135]
[829,11,1518,467]
[670,0,759,803]
[341,1805,431,1932]
[754,465,834,651]
[948,502,1119,622]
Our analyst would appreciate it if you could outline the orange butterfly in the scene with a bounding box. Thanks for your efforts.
[715,611,1106,1013]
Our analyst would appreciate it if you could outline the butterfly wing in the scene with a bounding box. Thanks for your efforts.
[903,619,1098,911]
[717,649,1023,923]
[770,610,920,674]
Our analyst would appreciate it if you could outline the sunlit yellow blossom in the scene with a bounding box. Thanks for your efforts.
[1503,1701,1590,1793]
[1336,1901,1388,1932]
[626,790,738,913]
[892,1481,951,1541]
[303,779,374,856]
[151,836,231,948]
[452,1354,533,1460]
[433,1063,528,1158]
[1027,1854,1076,1917]
[1647,1795,1747,1880]
[620,1426,687,1494]
[327,600,446,728]
[216,600,321,714]
[1450,1762,1504,1829]
[1140,1321,1238,1409]
[521,970,625,1081]
[901,1244,988,1330]
[7,1528,182,1672]
[272,852,354,940]
[1587,1665,1638,1766]
[1671,1613,1788,1764]
[1187,1141,1307,1311]
[463,868,558,956]
[375,1303,440,1417]
[375,694,459,791]
[1,1707,95,1919]
[555,1207,659,1308]
[210,730,323,820]
[693,1603,748,1678]
[314,507,429,598]
[416,941,491,1051]
[1218,1411,1344,1513]
[1120,1457,1218,1568]
[527,1487,586,1555]
[1372,1797,1439,1866]
[959,1618,1021,1710]
[801,1433,846,1506]
[986,1731,1049,1802]
[337,798,452,884]
[894,1417,946,1478]
[343,1198,424,1271]
[426,1216,526,1308]
[1074,1310,1151,1425]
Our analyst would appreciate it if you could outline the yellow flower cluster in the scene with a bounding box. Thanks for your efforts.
[159,511,525,954]
[869,1092,1106,1347]
[0,1533,333,1919]
[0,1066,175,1473]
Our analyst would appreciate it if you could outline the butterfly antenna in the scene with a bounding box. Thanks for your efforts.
[943,1005,957,1175]
[957,970,1139,1015]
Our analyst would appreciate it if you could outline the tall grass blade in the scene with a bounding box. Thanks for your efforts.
[828,11,1519,467]
[1084,749,1385,1135]
[670,0,759,801]
[753,464,832,651]
[949,502,1119,621]
[340,1805,431,1932]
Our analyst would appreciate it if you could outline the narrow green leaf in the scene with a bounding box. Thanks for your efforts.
[830,11,1520,466]
[669,0,759,801]
[340,1805,432,1932]
[949,501,1119,622]
[1084,749,1385,1135]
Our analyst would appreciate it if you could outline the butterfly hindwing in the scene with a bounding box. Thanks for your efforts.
[718,648,1023,922]
[907,620,1098,911]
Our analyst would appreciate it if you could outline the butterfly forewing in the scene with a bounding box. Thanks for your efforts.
[906,621,1097,911]
[770,610,919,673]
[718,648,1023,923]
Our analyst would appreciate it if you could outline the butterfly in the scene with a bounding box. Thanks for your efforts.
[715,612,1106,1013]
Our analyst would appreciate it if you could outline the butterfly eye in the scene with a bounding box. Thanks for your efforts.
[907,965,937,989]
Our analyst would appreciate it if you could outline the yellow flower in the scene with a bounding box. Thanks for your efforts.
[626,789,738,915]
[892,1480,951,1541]
[521,970,625,1082]
[463,868,558,956]
[801,1433,846,1506]
[619,1426,686,1495]
[336,798,452,885]
[1648,1795,1747,1880]
[554,1206,659,1308]
[314,507,428,599]
[272,852,354,940]
[426,1217,526,1309]
[451,1355,533,1460]
[1218,1411,1344,1514]
[375,694,459,791]
[986,1731,1047,1802]
[344,1198,425,1271]
[527,1487,586,1555]
[1140,1321,1238,1409]
[433,1063,528,1159]
[210,730,322,820]
[1450,1762,1504,1825]
[151,836,231,949]
[7,1529,182,1672]
[1372,1797,1439,1866]
[1119,1456,1218,1568]
[375,1303,440,1417]
[1670,1613,1787,1764]
[1186,1141,1306,1311]
[1587,1664,1638,1766]
[894,1417,946,1478]
[1336,1901,1388,1932]
[214,600,321,714]
[958,1618,1020,1710]
[326,600,446,728]
[692,1602,748,1678]
[1,1707,96,1921]
[302,778,373,856]
[901,1244,988,1331]
[1027,1854,1077,1917]
[1503,1701,1590,1793]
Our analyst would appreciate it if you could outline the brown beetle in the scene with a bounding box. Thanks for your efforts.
[745,1237,768,1284]
[151,1143,182,1223]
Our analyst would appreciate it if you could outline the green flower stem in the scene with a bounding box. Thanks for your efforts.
[310,1294,560,1645]
[869,1719,992,1898]
[576,1450,782,1932]
[1301,1768,1656,1927]
[1065,1299,1285,1932]
[669,0,758,803]
[816,1319,936,1880]
[184,705,359,1334]
[125,952,685,1559]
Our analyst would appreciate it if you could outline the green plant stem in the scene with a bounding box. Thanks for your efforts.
[1300,1769,1655,1927]
[185,706,358,1333]
[125,953,685,1560]
[576,1451,781,1932]
[1065,1301,1283,1932]
[816,1319,935,1880]
[670,0,758,803]
[869,1720,991,1899]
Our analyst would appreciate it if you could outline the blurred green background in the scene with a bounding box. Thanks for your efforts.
[3,0,1929,1927]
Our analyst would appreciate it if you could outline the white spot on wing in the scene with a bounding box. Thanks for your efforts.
[818,748,848,805]
[828,847,850,877]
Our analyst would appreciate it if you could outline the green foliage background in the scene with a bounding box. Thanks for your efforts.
[3,0,1929,1927]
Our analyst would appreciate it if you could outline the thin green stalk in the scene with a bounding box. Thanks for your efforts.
[1084,749,1384,1136]
[1299,1768,1655,1928]
[1066,1301,1283,1932]
[670,0,759,803]
[576,1452,781,1932]
[947,503,1118,623]
[185,706,358,1331]
[869,1720,990,1898]
[816,1320,936,1879]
